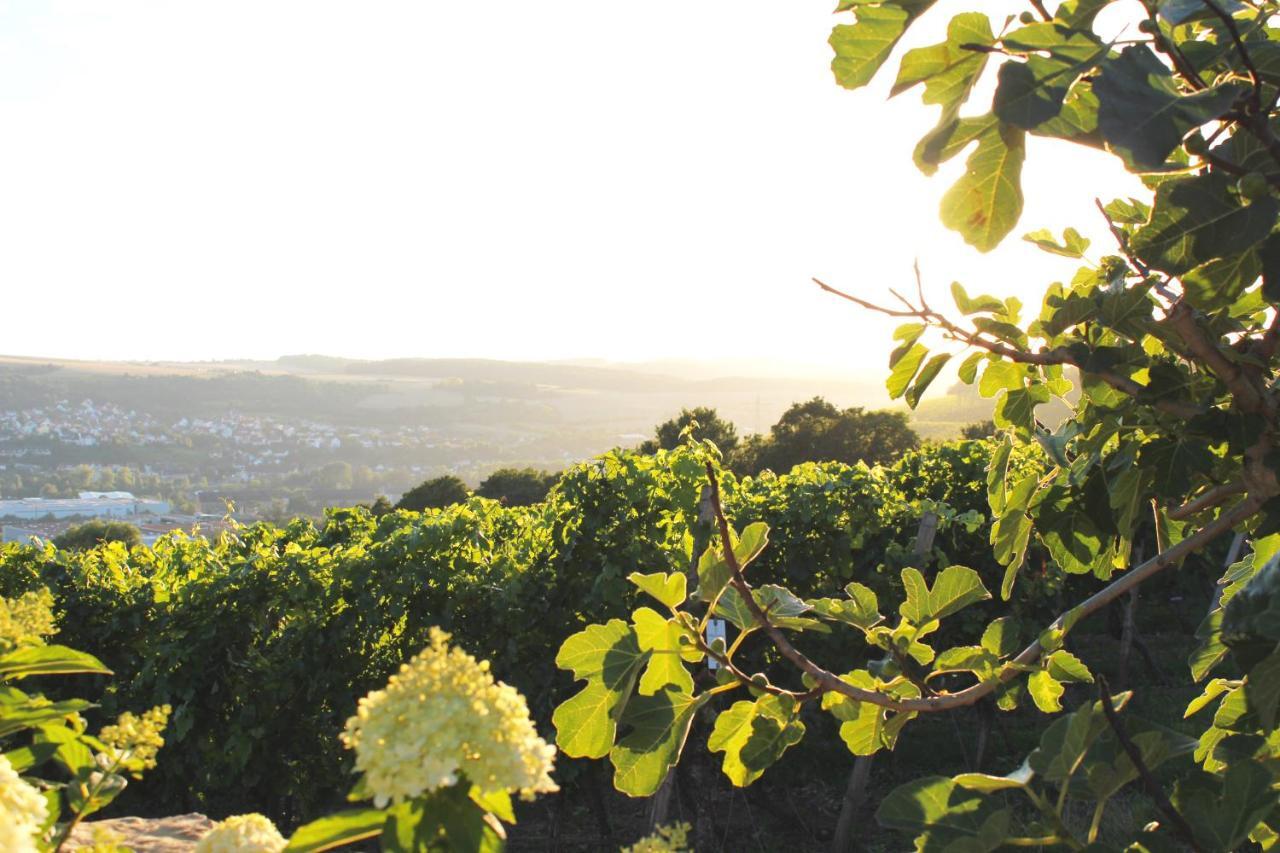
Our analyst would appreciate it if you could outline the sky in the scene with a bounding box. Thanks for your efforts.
[0,1,1145,377]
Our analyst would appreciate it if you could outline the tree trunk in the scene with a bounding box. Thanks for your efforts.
[830,755,875,853]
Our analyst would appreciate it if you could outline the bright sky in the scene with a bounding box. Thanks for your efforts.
[0,2,1145,375]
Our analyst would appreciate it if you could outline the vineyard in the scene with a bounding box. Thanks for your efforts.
[0,435,1247,849]
[0,443,1006,840]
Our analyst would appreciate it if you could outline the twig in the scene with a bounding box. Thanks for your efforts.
[1093,198,1151,278]
[1168,481,1246,520]
[1097,679,1204,852]
[812,277,1204,420]
[1200,0,1263,111]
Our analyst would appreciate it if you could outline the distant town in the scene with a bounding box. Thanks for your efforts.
[0,354,970,537]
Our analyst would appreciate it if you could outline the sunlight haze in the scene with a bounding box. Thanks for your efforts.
[0,2,1144,372]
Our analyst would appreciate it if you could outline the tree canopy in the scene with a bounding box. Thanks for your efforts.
[733,396,920,475]
[638,407,740,455]
[476,468,557,506]
[394,475,470,512]
[51,519,142,551]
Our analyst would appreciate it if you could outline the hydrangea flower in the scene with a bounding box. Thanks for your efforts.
[341,627,557,807]
[622,822,692,853]
[194,814,286,853]
[98,704,171,775]
[0,589,57,652]
[0,754,49,853]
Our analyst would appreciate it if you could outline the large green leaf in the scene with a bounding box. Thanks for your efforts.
[1029,693,1131,784]
[1037,497,1107,576]
[696,522,770,602]
[809,582,882,631]
[609,687,708,797]
[0,645,112,680]
[1130,172,1280,275]
[1182,251,1262,310]
[994,24,1108,130]
[627,572,686,610]
[0,698,94,738]
[906,353,951,409]
[830,2,937,90]
[994,384,1050,432]
[876,776,1011,852]
[553,620,648,758]
[939,121,1026,251]
[887,343,928,399]
[708,695,805,787]
[1093,45,1244,170]
[286,809,388,853]
[892,13,992,111]
[632,607,698,696]
[899,565,990,625]
[915,114,998,175]
[1173,762,1277,853]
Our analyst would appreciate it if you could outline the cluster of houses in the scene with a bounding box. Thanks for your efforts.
[0,399,438,456]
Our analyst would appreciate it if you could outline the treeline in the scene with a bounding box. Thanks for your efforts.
[392,396,924,512]
[638,397,919,476]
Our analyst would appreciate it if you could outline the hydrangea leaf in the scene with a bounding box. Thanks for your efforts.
[285,809,387,853]
[0,645,112,680]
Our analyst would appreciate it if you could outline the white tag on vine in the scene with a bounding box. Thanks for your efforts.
[706,618,726,670]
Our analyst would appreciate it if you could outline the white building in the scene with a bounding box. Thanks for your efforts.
[0,492,170,520]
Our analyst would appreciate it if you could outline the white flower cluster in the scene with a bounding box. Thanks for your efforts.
[0,588,57,652]
[621,822,692,853]
[0,754,49,853]
[341,627,557,807]
[194,813,286,853]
